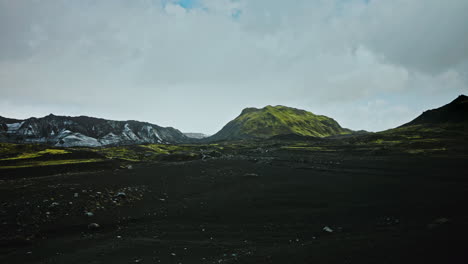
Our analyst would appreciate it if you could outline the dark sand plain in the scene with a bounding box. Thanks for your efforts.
[1,147,468,264]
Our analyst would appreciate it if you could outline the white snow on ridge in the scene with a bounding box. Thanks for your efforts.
[2,120,172,147]
[123,123,140,141]
[99,132,122,146]
[154,130,163,143]
[55,132,101,147]
[6,122,24,134]
[144,125,163,143]
[23,125,35,136]
[152,128,163,142]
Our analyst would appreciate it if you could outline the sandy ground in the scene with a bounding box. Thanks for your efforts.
[1,151,468,263]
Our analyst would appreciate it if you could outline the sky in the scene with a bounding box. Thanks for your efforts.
[0,0,467,134]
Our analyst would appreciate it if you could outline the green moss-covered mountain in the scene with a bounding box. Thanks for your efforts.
[207,105,351,141]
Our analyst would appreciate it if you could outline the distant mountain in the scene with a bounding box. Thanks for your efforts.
[0,114,189,147]
[400,95,468,127]
[184,132,209,139]
[206,105,351,141]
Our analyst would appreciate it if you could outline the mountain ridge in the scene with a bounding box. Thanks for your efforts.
[0,114,189,147]
[3,95,466,146]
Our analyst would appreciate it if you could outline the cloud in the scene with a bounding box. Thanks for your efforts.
[0,0,467,134]
[360,0,468,74]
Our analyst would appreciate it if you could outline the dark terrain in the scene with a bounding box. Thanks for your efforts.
[1,145,468,264]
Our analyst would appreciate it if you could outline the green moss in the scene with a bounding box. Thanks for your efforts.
[405,148,447,154]
[383,124,450,135]
[94,147,142,161]
[370,139,402,144]
[140,144,192,154]
[92,144,203,162]
[228,105,350,139]
[0,149,70,161]
[0,143,45,157]
[0,159,103,169]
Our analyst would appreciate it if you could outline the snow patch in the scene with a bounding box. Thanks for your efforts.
[143,125,163,143]
[6,122,24,134]
[153,130,163,142]
[122,123,140,141]
[99,132,121,146]
[56,132,101,147]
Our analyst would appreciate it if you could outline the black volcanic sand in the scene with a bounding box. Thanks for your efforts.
[1,152,468,263]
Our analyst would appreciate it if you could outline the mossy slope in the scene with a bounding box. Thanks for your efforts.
[400,95,468,127]
[382,95,468,137]
[207,105,351,141]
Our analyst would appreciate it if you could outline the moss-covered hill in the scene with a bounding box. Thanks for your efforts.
[207,105,351,141]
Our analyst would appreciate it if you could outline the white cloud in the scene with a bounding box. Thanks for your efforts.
[0,0,467,134]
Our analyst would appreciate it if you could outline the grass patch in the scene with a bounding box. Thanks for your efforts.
[405,148,447,154]
[0,159,104,169]
[370,139,402,144]
[94,147,142,162]
[140,144,193,154]
[0,149,70,161]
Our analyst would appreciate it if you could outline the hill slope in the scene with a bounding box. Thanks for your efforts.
[376,94,468,141]
[400,95,468,127]
[207,105,351,141]
[0,114,189,147]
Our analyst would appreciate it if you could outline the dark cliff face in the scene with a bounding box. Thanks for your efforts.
[0,114,189,147]
[400,95,468,127]
[206,105,351,142]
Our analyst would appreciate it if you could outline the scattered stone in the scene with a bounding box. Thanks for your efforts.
[428,217,450,229]
[88,223,100,230]
[74,193,79,198]
[243,173,259,177]
[49,202,60,208]
[115,192,127,199]
[323,226,334,233]
[85,212,94,217]
[434,217,450,224]
[377,216,400,227]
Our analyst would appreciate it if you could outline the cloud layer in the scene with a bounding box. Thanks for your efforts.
[1,0,467,133]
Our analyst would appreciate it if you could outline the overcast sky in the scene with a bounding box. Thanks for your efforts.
[1,0,467,134]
